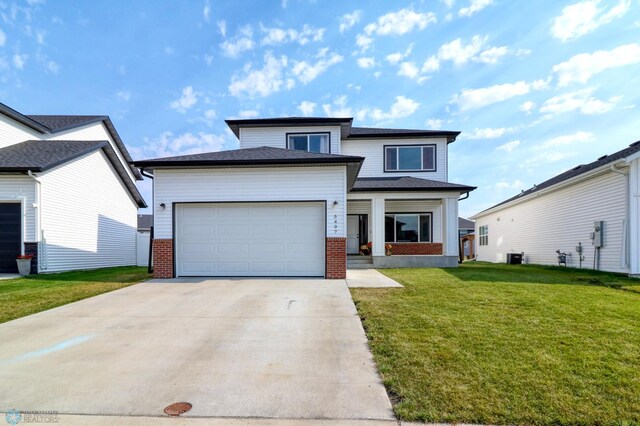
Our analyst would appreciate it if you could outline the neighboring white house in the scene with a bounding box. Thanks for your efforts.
[471,141,640,276]
[0,102,146,274]
[134,117,475,279]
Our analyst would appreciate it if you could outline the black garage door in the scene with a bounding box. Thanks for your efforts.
[0,203,21,273]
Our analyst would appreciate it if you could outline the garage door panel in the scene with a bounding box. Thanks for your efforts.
[182,262,215,274]
[182,224,214,240]
[217,224,250,237]
[177,202,325,277]
[216,243,249,255]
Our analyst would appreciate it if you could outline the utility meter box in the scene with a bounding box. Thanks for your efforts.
[590,221,604,248]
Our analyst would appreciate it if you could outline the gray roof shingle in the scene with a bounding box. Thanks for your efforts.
[458,217,475,230]
[0,140,146,207]
[348,126,460,142]
[351,176,476,192]
[134,145,364,166]
[479,140,640,214]
[0,140,107,171]
[26,115,106,132]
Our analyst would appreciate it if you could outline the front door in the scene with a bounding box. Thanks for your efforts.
[0,203,21,273]
[347,215,360,254]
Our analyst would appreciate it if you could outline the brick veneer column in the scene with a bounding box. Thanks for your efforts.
[24,242,38,274]
[326,237,347,279]
[153,239,174,278]
[388,242,443,255]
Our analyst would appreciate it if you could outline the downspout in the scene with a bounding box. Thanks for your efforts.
[141,168,154,273]
[26,170,45,271]
[458,191,470,201]
[610,164,629,270]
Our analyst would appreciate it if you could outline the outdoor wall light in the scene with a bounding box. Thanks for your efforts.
[332,200,339,207]
[160,203,166,210]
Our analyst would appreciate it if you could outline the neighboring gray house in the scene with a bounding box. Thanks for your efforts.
[471,141,640,276]
[0,102,146,274]
[135,117,475,279]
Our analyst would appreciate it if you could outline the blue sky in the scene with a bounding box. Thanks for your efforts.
[1,0,639,217]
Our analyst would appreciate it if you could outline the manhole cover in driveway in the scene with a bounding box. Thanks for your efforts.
[164,402,192,416]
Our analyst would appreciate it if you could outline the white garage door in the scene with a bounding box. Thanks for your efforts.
[176,202,325,277]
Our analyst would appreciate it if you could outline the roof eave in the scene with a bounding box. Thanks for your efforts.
[345,131,461,143]
[0,103,50,133]
[350,185,476,193]
[133,157,364,169]
[224,117,354,139]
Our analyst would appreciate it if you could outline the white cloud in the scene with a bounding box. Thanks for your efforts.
[203,0,210,22]
[422,55,440,72]
[217,20,227,37]
[459,0,494,17]
[229,52,288,98]
[397,61,420,79]
[260,24,325,46]
[386,44,414,64]
[477,46,509,64]
[536,131,595,150]
[540,88,621,115]
[519,101,536,114]
[322,95,353,117]
[466,127,517,139]
[370,96,420,121]
[204,109,216,120]
[451,80,546,111]
[494,179,525,190]
[238,109,259,118]
[425,118,444,129]
[116,91,131,101]
[132,131,227,160]
[496,140,521,153]
[46,60,59,74]
[292,49,343,84]
[0,28,6,46]
[441,0,455,7]
[552,43,640,86]
[164,47,174,55]
[438,35,486,65]
[551,0,631,42]
[220,26,255,58]
[169,86,199,113]
[12,54,27,70]
[339,10,362,33]
[364,8,436,36]
[357,57,375,68]
[355,34,374,51]
[297,101,316,116]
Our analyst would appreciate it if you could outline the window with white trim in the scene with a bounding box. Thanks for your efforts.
[479,225,488,246]
[384,145,436,172]
[385,213,432,243]
[287,133,330,153]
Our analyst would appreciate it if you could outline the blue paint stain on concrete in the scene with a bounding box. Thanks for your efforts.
[2,335,94,364]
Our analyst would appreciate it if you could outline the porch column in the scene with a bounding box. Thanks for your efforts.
[630,158,639,275]
[443,197,459,256]
[371,197,386,257]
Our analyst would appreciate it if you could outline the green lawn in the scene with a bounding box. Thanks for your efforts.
[0,266,151,324]
[351,263,640,425]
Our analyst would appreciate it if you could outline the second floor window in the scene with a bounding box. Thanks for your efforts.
[479,225,488,246]
[385,145,436,172]
[288,133,329,153]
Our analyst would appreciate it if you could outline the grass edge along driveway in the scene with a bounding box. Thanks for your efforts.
[350,263,640,425]
[0,266,151,324]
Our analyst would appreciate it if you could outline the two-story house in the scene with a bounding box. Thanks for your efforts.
[134,117,475,279]
[0,102,146,274]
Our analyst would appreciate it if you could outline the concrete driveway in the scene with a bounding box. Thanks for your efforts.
[0,278,393,422]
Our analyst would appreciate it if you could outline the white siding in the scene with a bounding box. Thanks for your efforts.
[475,171,628,273]
[239,126,342,154]
[39,150,138,272]
[0,114,40,148]
[341,138,448,180]
[347,199,443,243]
[154,166,347,239]
[46,122,137,183]
[0,176,36,241]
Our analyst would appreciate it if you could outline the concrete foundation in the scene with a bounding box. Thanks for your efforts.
[372,255,458,268]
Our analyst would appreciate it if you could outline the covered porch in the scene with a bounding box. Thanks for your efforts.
[346,192,461,268]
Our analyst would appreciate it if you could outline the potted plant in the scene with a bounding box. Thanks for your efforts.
[16,254,33,276]
[385,243,393,256]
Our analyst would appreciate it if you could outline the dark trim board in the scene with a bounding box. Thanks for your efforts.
[172,200,328,278]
